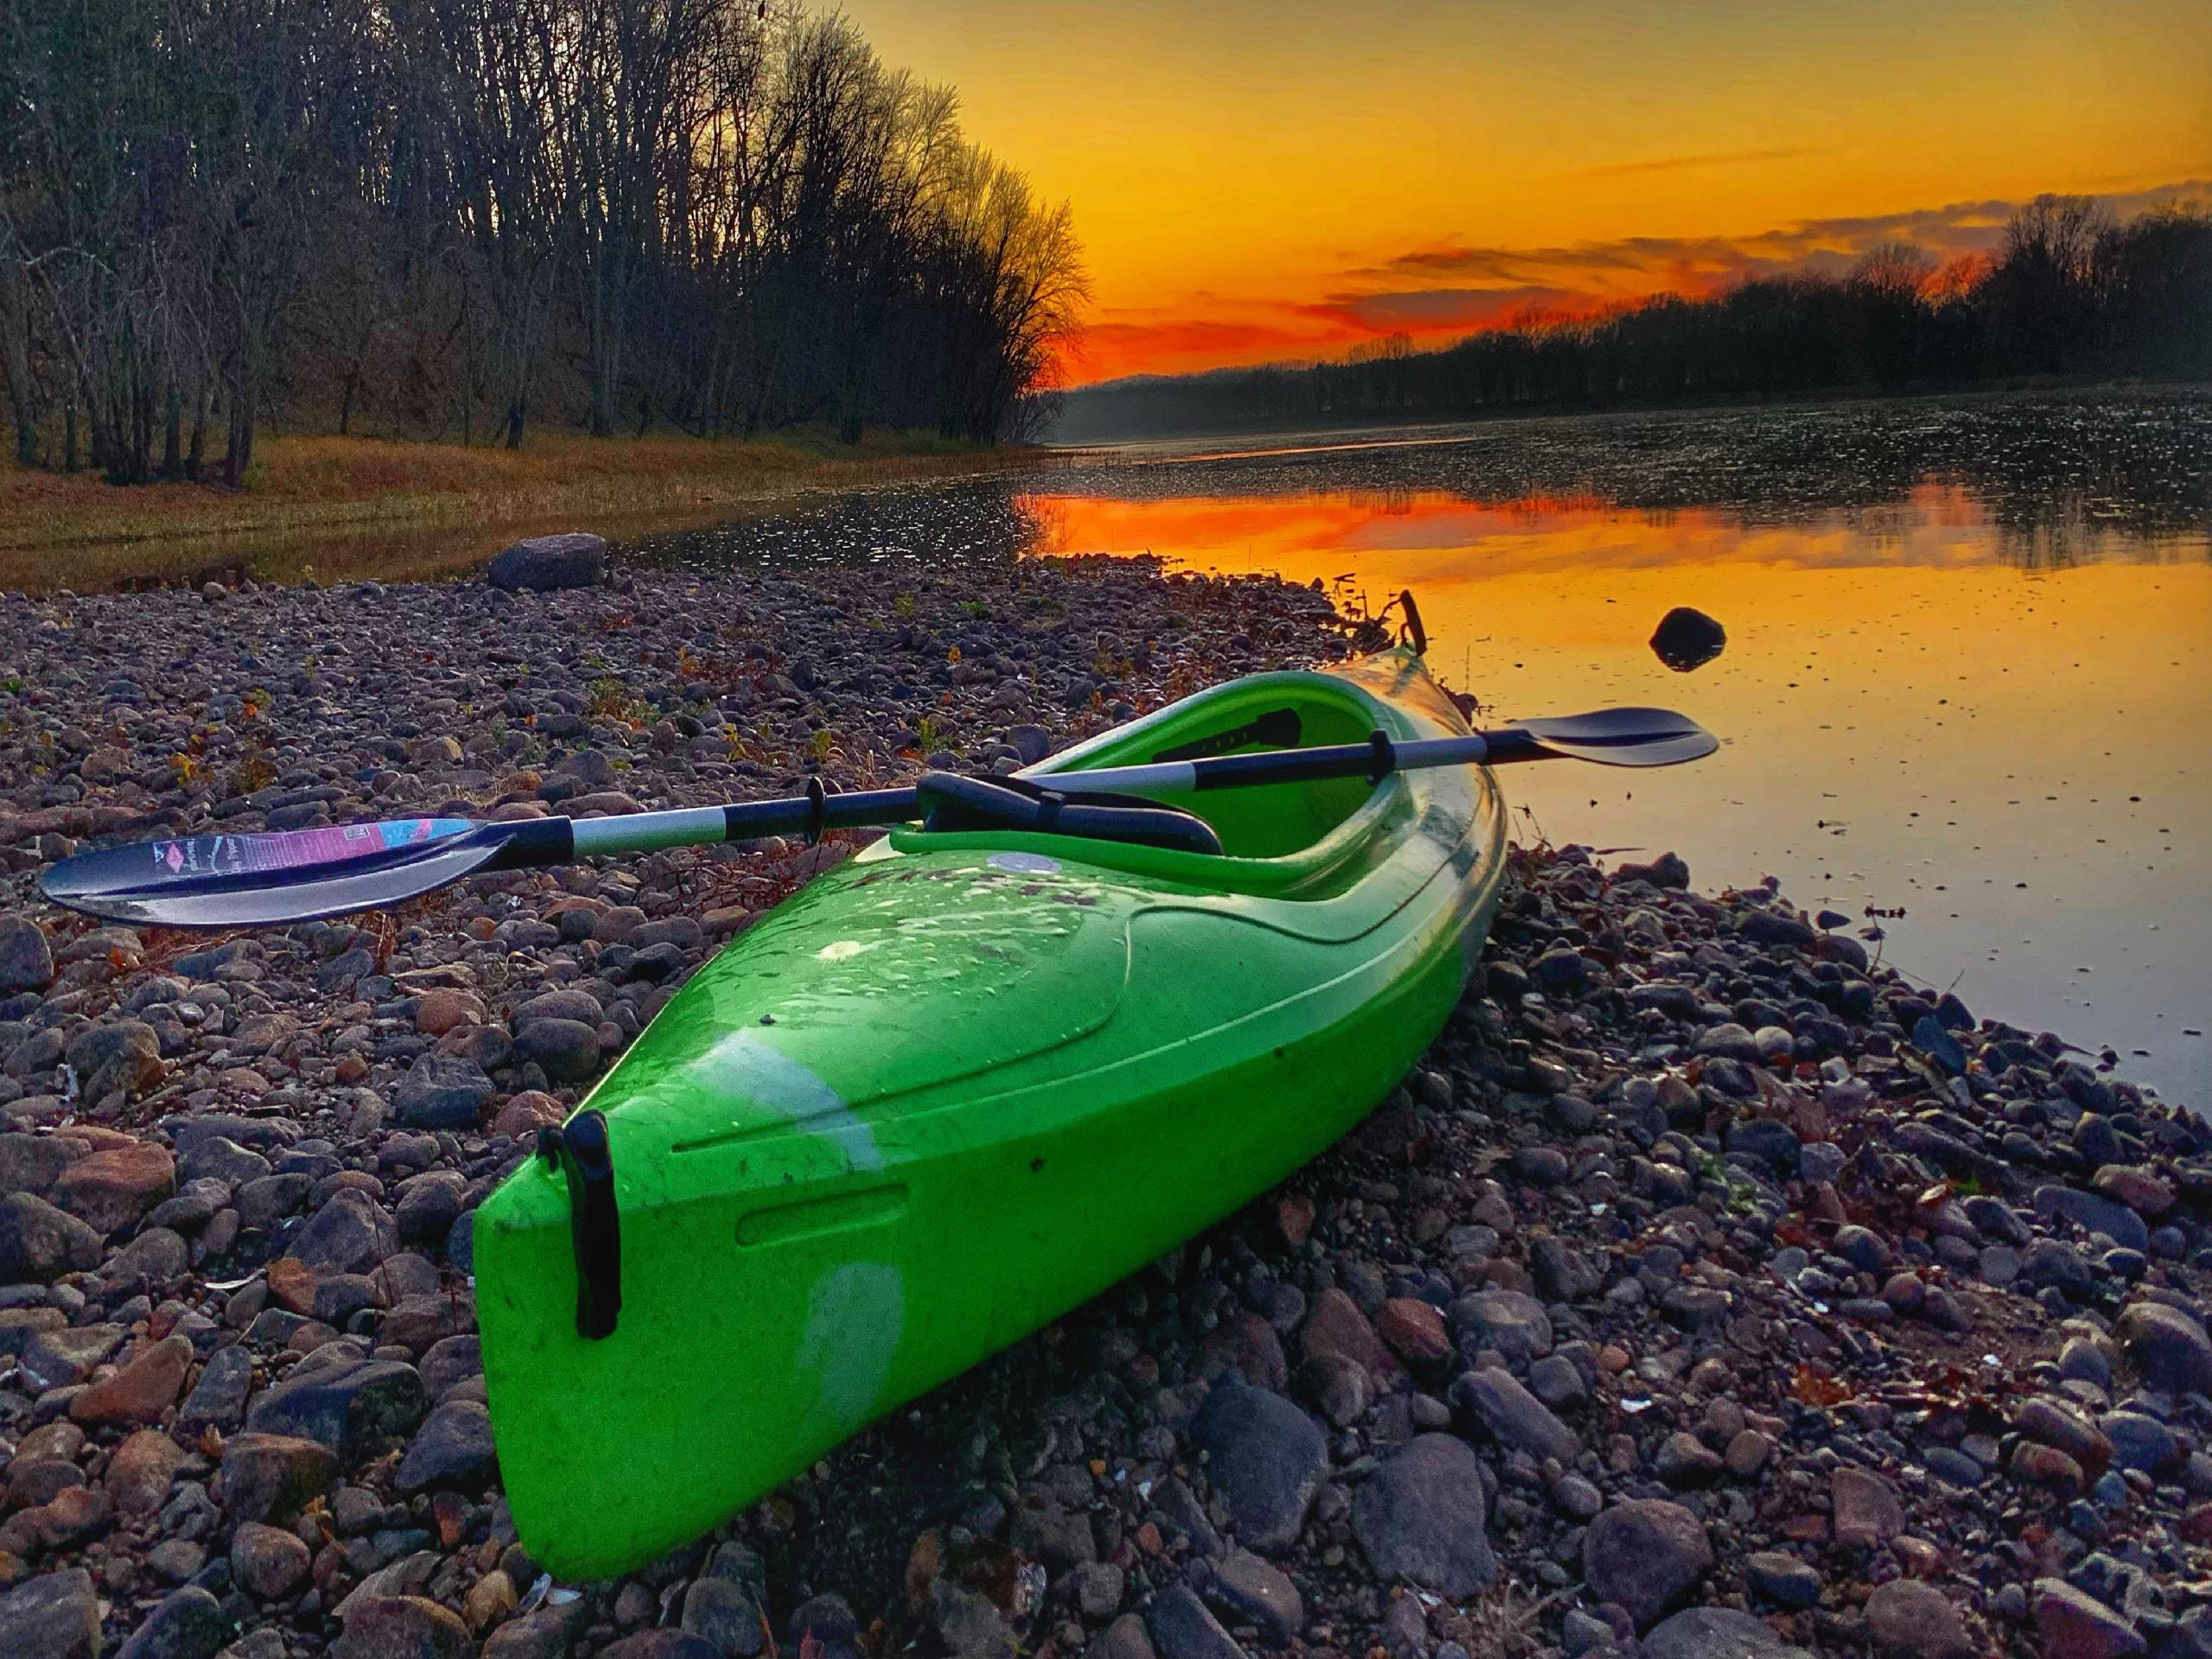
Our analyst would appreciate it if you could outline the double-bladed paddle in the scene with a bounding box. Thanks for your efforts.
[38,706,1715,928]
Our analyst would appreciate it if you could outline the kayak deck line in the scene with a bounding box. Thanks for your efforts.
[473,645,1514,1579]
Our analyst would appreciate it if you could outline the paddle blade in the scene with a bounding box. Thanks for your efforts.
[1499,708,1718,767]
[39,817,500,927]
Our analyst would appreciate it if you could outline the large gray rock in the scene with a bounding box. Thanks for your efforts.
[2034,1184,2150,1253]
[0,1569,103,1659]
[245,1358,427,1462]
[2113,1300,2212,1395]
[116,1586,233,1659]
[1583,1499,1713,1630]
[1191,1381,1324,1554]
[1863,1580,1974,1659]
[1643,1607,1812,1659]
[487,532,606,593]
[1147,1584,1244,1659]
[0,1192,105,1282]
[393,1399,499,1494]
[0,915,54,993]
[328,1596,474,1659]
[1204,1549,1302,1646]
[2031,1580,2145,1659]
[1351,1433,1497,1598]
[394,1053,495,1130]
[1448,1288,1552,1368]
[681,1543,768,1658]
[289,1188,396,1275]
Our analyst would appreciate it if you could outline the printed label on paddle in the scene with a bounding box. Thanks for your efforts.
[149,817,474,879]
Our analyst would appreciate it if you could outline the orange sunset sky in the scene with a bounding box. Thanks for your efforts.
[839,0,2212,384]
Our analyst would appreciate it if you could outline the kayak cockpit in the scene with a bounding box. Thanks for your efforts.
[888,655,1471,899]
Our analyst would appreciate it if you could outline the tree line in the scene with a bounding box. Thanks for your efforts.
[1054,196,2210,442]
[0,0,1089,484]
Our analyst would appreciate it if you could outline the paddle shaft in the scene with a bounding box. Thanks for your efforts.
[536,732,1501,864]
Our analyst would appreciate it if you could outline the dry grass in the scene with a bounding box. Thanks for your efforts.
[0,427,1031,592]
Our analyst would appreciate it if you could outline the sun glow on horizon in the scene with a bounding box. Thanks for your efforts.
[837,0,2212,383]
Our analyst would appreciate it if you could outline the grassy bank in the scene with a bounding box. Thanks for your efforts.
[0,428,1028,592]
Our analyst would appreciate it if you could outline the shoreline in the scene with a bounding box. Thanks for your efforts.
[0,429,1039,594]
[0,559,2204,1657]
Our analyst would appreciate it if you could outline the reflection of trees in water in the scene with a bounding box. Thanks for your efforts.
[1344,488,1419,517]
[622,393,2210,577]
[1037,391,2212,556]
[1985,489,2210,571]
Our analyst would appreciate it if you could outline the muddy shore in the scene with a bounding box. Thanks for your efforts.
[0,555,2206,1659]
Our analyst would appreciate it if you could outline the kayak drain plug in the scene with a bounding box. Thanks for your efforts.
[537,1110,622,1340]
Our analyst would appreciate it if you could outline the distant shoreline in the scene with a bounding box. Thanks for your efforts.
[0,430,1039,594]
[1048,374,2212,448]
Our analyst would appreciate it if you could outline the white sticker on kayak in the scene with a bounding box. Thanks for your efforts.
[987,851,1062,874]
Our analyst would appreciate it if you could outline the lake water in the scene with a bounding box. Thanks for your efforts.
[651,390,2212,1108]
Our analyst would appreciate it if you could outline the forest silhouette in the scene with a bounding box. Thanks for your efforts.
[1056,197,2212,442]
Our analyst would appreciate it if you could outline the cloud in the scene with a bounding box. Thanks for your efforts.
[1357,180,2212,292]
[1581,144,1824,179]
[1293,286,1586,333]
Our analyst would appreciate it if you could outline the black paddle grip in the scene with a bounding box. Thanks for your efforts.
[484,817,575,871]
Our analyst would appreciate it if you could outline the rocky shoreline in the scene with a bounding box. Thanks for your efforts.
[0,555,2206,1659]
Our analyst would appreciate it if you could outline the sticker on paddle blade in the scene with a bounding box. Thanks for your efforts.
[148,817,475,879]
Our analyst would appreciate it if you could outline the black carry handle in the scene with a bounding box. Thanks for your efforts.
[539,1109,621,1340]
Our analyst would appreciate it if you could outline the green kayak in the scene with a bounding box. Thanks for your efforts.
[473,646,1509,1579]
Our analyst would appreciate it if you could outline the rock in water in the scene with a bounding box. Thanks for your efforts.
[486,531,606,593]
[1351,1433,1498,1598]
[1649,607,1726,671]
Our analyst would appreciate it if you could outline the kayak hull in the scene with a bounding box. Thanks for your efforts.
[474,649,1508,1579]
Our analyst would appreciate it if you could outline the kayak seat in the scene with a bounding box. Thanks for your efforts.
[915,771,1224,856]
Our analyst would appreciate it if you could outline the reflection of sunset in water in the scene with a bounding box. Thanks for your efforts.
[1020,483,2207,582]
[1021,483,2212,1106]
